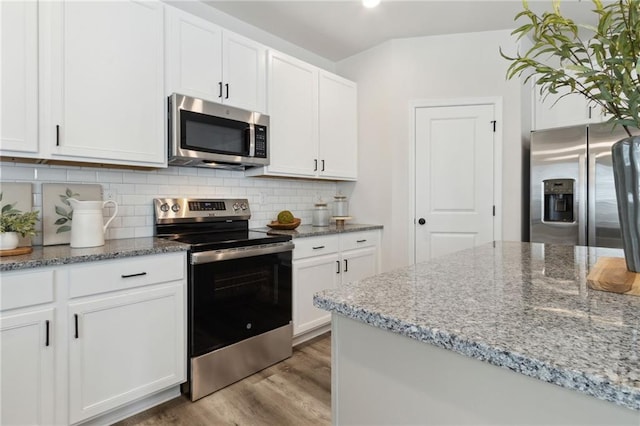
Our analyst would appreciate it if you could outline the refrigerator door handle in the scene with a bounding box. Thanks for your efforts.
[578,152,588,246]
[587,152,597,246]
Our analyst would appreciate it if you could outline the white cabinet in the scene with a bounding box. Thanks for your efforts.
[165,6,266,113]
[318,71,358,180]
[246,50,358,181]
[292,230,380,337]
[0,252,186,425]
[0,269,56,426]
[66,254,186,424]
[532,83,607,130]
[44,0,165,167]
[0,0,39,156]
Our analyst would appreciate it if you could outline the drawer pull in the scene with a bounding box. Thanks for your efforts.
[344,259,349,272]
[357,239,367,243]
[312,246,325,250]
[74,314,79,339]
[121,272,147,279]
[45,320,50,347]
[336,260,340,274]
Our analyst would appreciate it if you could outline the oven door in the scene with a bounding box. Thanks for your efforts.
[189,244,292,357]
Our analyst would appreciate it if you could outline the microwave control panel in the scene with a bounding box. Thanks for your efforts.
[255,125,267,158]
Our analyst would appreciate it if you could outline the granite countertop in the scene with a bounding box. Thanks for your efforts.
[252,223,382,238]
[0,238,190,272]
[314,241,640,411]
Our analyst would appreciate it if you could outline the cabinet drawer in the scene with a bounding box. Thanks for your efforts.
[1,269,55,311]
[340,230,379,251]
[69,252,186,298]
[293,235,340,260]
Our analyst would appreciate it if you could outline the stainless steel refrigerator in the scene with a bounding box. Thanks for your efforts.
[530,123,634,248]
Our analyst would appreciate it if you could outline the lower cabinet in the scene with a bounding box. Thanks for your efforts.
[0,268,56,426]
[0,251,187,425]
[68,282,185,424]
[292,230,380,338]
[1,308,55,425]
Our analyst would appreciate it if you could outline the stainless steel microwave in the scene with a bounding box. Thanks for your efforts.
[168,93,269,169]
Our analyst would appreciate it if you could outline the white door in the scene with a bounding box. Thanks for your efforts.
[341,246,377,285]
[414,104,495,262]
[223,31,266,113]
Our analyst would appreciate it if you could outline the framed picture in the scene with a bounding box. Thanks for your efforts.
[42,183,102,246]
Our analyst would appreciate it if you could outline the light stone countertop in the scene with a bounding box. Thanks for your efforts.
[252,223,382,238]
[313,241,640,411]
[0,238,190,272]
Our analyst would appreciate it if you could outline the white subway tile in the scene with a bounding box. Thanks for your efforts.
[123,216,146,227]
[96,171,124,183]
[35,167,67,181]
[134,226,154,238]
[0,165,35,180]
[178,167,198,176]
[123,172,148,183]
[134,184,159,195]
[109,227,135,239]
[147,174,169,184]
[67,169,97,182]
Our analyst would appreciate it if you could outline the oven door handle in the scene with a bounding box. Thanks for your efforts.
[191,242,295,264]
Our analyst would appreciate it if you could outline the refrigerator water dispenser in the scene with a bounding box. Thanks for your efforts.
[543,179,575,223]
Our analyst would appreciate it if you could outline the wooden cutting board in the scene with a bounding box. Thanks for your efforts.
[586,257,640,296]
[0,247,33,257]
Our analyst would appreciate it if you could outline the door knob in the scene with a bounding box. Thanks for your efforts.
[418,218,426,225]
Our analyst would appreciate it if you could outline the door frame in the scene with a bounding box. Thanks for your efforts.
[409,97,503,264]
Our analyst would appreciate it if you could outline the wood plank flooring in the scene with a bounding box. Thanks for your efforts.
[114,333,331,426]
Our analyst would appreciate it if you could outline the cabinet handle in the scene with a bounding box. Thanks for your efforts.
[121,272,147,279]
[218,82,223,98]
[74,314,79,339]
[344,259,348,272]
[357,239,367,243]
[45,320,50,347]
[588,105,592,119]
[321,160,325,171]
[56,125,60,146]
[225,83,229,99]
[312,245,325,250]
[336,260,340,274]
[314,159,318,171]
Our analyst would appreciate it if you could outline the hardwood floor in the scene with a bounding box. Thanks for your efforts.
[115,333,331,426]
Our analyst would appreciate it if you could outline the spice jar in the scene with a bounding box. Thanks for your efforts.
[312,201,330,227]
[333,195,349,217]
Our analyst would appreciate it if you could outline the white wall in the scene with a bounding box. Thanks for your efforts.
[337,29,526,272]
[0,161,337,246]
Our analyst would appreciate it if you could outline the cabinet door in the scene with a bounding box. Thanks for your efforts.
[223,31,266,113]
[0,0,38,155]
[68,282,185,424]
[266,50,318,177]
[165,5,223,102]
[292,252,340,336]
[341,246,377,285]
[318,71,358,180]
[1,308,55,426]
[47,1,165,166]
[532,84,590,130]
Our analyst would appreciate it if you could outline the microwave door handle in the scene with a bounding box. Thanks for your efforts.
[247,125,255,157]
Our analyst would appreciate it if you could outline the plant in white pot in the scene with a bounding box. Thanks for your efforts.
[502,0,640,271]
[0,194,39,250]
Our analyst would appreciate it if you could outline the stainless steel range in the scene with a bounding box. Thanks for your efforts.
[154,198,293,401]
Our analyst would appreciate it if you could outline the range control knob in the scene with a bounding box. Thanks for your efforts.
[241,203,248,210]
[171,204,180,212]
[160,203,170,212]
[233,203,241,211]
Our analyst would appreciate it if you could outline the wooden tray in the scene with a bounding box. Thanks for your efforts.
[586,257,640,296]
[267,218,301,230]
[0,246,33,257]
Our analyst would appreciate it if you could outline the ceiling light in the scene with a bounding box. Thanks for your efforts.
[362,0,380,8]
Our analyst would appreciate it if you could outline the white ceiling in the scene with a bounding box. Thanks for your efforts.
[205,1,602,62]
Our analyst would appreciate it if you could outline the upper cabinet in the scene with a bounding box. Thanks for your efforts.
[0,1,39,156]
[532,82,608,131]
[246,50,358,181]
[42,1,166,167]
[165,6,266,113]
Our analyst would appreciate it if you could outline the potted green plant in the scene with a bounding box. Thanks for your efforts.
[502,0,640,271]
[0,195,39,250]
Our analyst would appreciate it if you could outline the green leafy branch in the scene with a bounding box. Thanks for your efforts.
[500,0,640,136]
[54,188,79,234]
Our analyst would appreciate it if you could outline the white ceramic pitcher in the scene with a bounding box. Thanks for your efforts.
[68,198,118,248]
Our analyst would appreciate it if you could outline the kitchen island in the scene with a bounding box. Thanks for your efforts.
[314,241,640,425]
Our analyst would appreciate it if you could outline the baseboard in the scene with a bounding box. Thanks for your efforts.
[75,386,181,426]
[293,323,331,346]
